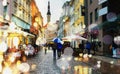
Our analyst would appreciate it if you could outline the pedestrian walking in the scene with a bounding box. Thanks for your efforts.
[57,43,63,59]
[85,41,91,54]
[112,41,118,57]
[91,41,97,55]
[51,43,57,59]
[79,41,84,53]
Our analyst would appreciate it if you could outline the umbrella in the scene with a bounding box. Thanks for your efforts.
[62,34,87,41]
[52,37,62,43]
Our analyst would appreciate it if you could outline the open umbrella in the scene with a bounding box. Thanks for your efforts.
[52,37,61,43]
[62,34,87,41]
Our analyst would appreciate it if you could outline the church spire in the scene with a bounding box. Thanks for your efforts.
[47,1,51,15]
[47,1,51,23]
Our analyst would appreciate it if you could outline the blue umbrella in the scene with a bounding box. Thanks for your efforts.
[52,37,61,43]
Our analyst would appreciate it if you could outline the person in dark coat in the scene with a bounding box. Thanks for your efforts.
[79,41,84,53]
[57,43,63,59]
[85,41,91,54]
[51,43,57,59]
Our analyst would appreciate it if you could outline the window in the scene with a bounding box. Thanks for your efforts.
[95,8,98,21]
[90,0,93,4]
[90,12,93,24]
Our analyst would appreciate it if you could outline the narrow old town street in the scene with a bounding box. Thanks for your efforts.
[28,47,101,74]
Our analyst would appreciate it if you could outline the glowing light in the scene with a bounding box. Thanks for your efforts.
[83,54,88,58]
[0,64,2,72]
[74,57,79,61]
[97,61,101,68]
[2,67,12,74]
[110,61,114,64]
[61,57,65,61]
[33,22,38,28]
[9,22,16,30]
[114,36,120,45]
[9,56,15,63]
[88,54,92,58]
[2,0,7,6]
[67,57,72,61]
[79,53,83,57]
[0,41,8,52]
[13,37,19,49]
[18,63,30,72]
[31,64,37,71]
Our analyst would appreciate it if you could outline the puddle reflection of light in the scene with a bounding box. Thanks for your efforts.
[96,61,101,68]
[79,53,83,57]
[110,61,114,64]
[67,57,72,61]
[31,64,37,71]
[74,65,92,74]
[61,57,65,61]
[74,57,79,61]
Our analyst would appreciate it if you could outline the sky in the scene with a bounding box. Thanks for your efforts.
[35,0,70,25]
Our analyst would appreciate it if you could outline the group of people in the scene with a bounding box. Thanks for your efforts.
[43,42,64,59]
[51,42,63,59]
[79,41,101,55]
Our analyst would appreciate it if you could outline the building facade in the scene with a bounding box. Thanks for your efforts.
[85,0,120,56]
[0,0,44,49]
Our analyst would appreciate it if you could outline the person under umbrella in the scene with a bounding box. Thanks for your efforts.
[57,42,63,59]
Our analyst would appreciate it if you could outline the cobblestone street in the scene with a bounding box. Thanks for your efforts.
[26,47,120,74]
[27,48,102,74]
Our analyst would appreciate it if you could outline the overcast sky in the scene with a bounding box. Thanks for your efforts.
[35,0,70,25]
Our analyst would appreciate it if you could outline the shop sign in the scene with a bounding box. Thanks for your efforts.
[98,6,108,16]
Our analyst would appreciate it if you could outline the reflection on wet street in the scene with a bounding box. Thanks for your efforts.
[26,49,97,74]
[27,48,120,74]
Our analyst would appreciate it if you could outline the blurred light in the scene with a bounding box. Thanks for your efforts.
[83,54,88,58]
[5,14,10,20]
[82,24,86,28]
[0,41,8,52]
[97,61,101,64]
[67,57,72,61]
[110,61,114,64]
[18,63,30,72]
[74,66,78,71]
[97,61,101,68]
[62,66,65,70]
[2,0,7,6]
[13,37,19,49]
[79,53,83,57]
[88,54,92,58]
[2,67,12,74]
[9,22,16,30]
[0,64,2,72]
[9,56,15,63]
[31,64,37,71]
[33,22,38,28]
[74,57,79,61]
[61,57,65,61]
[3,31,8,37]
[114,36,120,45]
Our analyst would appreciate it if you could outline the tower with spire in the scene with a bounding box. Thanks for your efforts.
[47,1,51,23]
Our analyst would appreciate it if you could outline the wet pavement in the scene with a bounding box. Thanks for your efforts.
[26,47,120,74]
